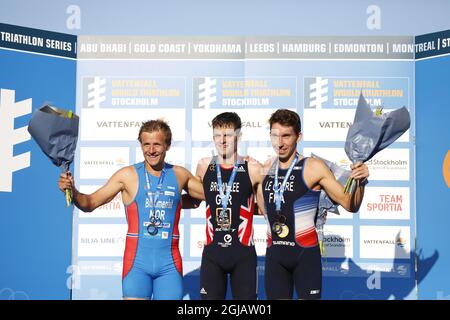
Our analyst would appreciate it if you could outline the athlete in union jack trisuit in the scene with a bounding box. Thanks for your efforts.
[186,112,264,300]
[58,120,204,300]
[257,109,369,300]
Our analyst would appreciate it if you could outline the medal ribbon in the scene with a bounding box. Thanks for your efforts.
[216,158,240,212]
[144,164,167,219]
[274,153,299,213]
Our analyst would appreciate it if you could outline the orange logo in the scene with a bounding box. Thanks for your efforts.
[444,150,450,188]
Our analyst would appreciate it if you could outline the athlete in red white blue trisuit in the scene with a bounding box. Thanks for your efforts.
[58,120,204,300]
[186,112,264,300]
[257,109,369,300]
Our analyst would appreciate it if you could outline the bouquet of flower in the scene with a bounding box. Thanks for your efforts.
[28,104,79,206]
[343,93,410,193]
[312,153,352,255]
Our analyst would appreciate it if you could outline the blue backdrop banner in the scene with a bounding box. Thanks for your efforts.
[0,23,76,299]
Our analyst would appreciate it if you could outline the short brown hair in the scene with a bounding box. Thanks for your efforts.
[211,112,242,132]
[138,119,172,146]
[268,109,301,135]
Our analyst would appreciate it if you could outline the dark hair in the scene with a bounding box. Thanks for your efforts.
[138,119,172,146]
[268,109,301,135]
[211,112,242,132]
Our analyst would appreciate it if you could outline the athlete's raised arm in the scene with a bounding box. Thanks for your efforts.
[305,158,369,212]
[58,166,135,212]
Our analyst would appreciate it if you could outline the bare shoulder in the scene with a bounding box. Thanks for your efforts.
[245,156,265,179]
[108,165,137,192]
[172,165,192,177]
[114,165,137,180]
[304,156,332,180]
[264,156,276,166]
[263,156,276,172]
[197,156,213,168]
[305,156,328,171]
[195,156,212,178]
[172,165,194,191]
[245,156,262,169]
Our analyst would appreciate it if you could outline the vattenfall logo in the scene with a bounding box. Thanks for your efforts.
[363,239,395,245]
[207,121,263,128]
[116,158,127,167]
[83,160,114,166]
[396,236,407,248]
[96,121,142,128]
[83,158,126,167]
[318,121,352,129]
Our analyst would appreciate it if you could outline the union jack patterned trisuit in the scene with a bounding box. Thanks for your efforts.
[200,156,257,300]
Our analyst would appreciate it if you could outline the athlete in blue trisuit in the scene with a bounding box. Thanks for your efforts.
[58,120,205,300]
[256,109,369,300]
[185,112,264,300]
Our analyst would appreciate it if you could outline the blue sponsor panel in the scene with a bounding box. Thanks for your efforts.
[81,77,186,109]
[303,76,409,110]
[192,77,297,109]
[0,24,76,299]
[416,51,450,300]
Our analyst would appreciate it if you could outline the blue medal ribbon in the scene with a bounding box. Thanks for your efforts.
[216,158,240,212]
[274,153,299,213]
[144,164,167,234]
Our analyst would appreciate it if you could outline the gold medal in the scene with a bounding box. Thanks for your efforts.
[278,224,289,238]
[216,208,232,231]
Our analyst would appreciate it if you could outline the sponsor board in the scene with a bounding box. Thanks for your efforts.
[190,224,207,257]
[80,147,129,179]
[82,76,186,109]
[303,108,409,142]
[360,226,411,259]
[193,77,297,109]
[322,225,354,258]
[80,108,185,141]
[77,260,123,276]
[253,223,269,256]
[360,187,410,220]
[303,77,409,110]
[78,224,128,257]
[190,201,207,219]
[303,147,410,181]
